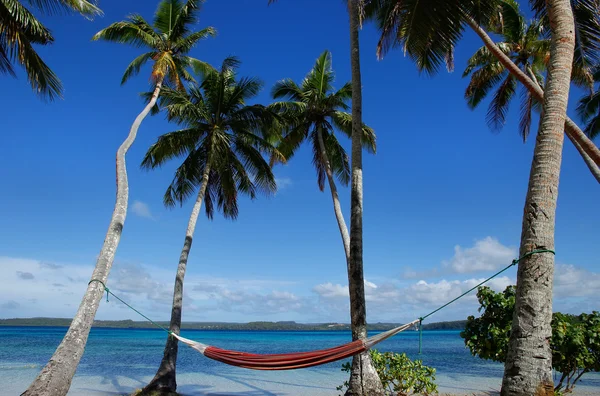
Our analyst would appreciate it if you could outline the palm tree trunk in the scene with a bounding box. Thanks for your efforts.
[345,1,385,395]
[465,16,600,183]
[141,162,211,395]
[21,80,164,396]
[526,64,600,182]
[316,127,351,262]
[500,0,575,394]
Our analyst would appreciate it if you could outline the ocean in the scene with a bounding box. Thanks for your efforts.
[1,326,599,395]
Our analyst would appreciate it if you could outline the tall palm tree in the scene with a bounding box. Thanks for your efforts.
[22,2,215,395]
[368,0,600,182]
[578,67,600,139]
[139,57,280,395]
[369,0,579,392]
[501,0,575,392]
[346,0,386,394]
[0,0,102,100]
[270,50,376,262]
[267,1,385,392]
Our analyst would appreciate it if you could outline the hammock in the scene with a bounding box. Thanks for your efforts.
[171,319,419,370]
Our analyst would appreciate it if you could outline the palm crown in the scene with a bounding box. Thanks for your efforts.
[141,58,281,219]
[463,0,548,141]
[269,50,376,191]
[92,0,215,89]
[369,0,600,80]
[462,0,599,141]
[1,0,102,100]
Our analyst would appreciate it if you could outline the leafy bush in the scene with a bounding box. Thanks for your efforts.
[337,350,438,395]
[461,285,600,393]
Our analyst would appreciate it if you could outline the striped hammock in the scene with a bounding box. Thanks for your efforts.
[172,319,419,370]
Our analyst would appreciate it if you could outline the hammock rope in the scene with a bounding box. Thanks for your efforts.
[89,249,554,370]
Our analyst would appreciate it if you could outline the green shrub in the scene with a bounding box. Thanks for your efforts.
[461,285,600,393]
[337,350,438,395]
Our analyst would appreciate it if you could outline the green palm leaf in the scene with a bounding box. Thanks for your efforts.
[143,58,278,219]
[269,50,376,188]
[24,0,102,17]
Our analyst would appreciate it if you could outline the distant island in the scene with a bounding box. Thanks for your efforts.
[0,318,466,331]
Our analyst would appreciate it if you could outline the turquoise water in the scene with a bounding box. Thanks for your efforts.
[1,327,599,395]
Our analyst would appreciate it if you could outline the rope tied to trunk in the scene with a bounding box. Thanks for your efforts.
[416,248,555,353]
[88,279,172,335]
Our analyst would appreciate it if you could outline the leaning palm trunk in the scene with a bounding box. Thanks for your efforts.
[141,162,211,395]
[465,16,600,183]
[22,80,164,396]
[317,128,351,262]
[345,1,385,395]
[501,0,575,394]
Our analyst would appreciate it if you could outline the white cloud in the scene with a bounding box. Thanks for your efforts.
[131,200,154,219]
[443,237,517,274]
[275,177,293,190]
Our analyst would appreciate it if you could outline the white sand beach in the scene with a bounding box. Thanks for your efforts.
[5,365,600,395]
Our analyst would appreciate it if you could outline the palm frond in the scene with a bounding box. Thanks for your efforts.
[330,111,376,153]
[1,0,54,44]
[25,0,102,17]
[323,128,351,186]
[92,16,160,48]
[464,62,507,109]
[153,0,184,36]
[4,26,63,100]
[0,44,15,76]
[271,78,303,101]
[311,128,327,191]
[518,85,535,142]
[495,0,526,43]
[170,0,202,39]
[121,52,156,85]
[173,26,216,53]
[163,146,208,207]
[141,127,205,169]
[486,74,517,131]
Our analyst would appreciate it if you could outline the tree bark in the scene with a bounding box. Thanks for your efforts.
[345,1,385,395]
[316,127,351,262]
[501,0,575,394]
[140,161,211,395]
[526,65,600,182]
[465,16,600,183]
[21,80,163,396]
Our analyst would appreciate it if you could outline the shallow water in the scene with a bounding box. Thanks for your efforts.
[1,327,598,395]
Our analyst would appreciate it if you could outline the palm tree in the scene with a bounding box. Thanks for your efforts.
[139,57,280,395]
[369,0,579,392]
[22,2,215,395]
[578,67,600,140]
[267,1,385,392]
[368,0,600,182]
[270,50,376,262]
[346,0,386,394]
[0,0,102,100]
[462,0,548,141]
[501,0,575,392]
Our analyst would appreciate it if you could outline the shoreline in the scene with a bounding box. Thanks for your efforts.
[5,365,599,395]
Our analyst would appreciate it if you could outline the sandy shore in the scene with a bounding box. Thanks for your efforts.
[4,366,599,395]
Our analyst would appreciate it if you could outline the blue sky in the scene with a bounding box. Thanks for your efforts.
[1,0,598,324]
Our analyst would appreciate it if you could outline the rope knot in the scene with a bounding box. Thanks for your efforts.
[511,259,518,266]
